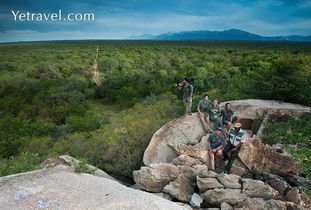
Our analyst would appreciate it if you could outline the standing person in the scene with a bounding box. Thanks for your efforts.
[176,78,193,115]
[207,127,226,171]
[197,94,213,132]
[222,123,247,174]
[220,103,240,131]
[208,99,222,129]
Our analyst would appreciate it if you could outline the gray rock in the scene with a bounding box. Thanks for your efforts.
[286,187,301,204]
[171,143,208,163]
[265,199,287,210]
[217,173,241,189]
[191,164,209,177]
[190,193,203,208]
[197,176,224,192]
[173,154,203,166]
[237,198,287,210]
[0,164,188,210]
[152,192,173,201]
[143,113,206,165]
[242,179,279,200]
[238,138,300,177]
[175,202,193,210]
[177,165,197,181]
[266,177,290,195]
[220,202,233,210]
[236,197,266,209]
[163,174,194,202]
[202,188,246,205]
[271,143,284,153]
[133,163,179,192]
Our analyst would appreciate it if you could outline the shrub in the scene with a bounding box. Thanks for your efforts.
[73,157,96,174]
[0,152,40,177]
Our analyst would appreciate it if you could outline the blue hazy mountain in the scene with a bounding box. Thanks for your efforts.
[128,34,156,39]
[129,29,311,41]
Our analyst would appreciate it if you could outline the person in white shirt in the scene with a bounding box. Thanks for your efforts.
[222,122,247,174]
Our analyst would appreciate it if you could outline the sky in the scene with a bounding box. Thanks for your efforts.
[0,0,310,42]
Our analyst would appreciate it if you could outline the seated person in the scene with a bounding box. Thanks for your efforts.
[197,94,212,132]
[208,99,223,129]
[221,103,240,131]
[207,127,226,171]
[222,123,247,174]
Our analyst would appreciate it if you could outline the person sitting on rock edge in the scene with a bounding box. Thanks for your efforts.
[207,127,226,171]
[222,122,247,174]
[176,77,193,116]
[208,99,223,129]
[220,103,241,132]
[197,94,213,132]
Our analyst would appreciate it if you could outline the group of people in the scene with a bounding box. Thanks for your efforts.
[176,78,246,174]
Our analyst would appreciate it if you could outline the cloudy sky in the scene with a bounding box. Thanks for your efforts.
[0,0,310,42]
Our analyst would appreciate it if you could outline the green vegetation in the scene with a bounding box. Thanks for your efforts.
[0,152,40,176]
[74,157,96,174]
[0,40,310,179]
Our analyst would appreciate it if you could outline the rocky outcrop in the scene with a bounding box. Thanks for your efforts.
[0,157,189,210]
[144,99,311,165]
[133,99,311,209]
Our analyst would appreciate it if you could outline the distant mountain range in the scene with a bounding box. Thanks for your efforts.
[129,29,311,41]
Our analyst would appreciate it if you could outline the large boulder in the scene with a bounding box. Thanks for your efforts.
[266,176,290,195]
[236,198,288,210]
[171,143,208,163]
[173,154,203,166]
[143,113,206,165]
[220,99,311,134]
[197,176,224,192]
[163,174,195,202]
[217,173,241,189]
[202,188,247,206]
[238,138,301,176]
[242,179,279,200]
[0,162,188,210]
[133,163,179,192]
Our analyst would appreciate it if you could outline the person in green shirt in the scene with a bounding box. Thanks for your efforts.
[208,99,223,129]
[176,78,193,116]
[197,94,213,132]
[207,127,226,171]
[220,103,240,131]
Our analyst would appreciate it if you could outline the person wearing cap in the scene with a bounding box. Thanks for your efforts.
[222,122,247,174]
[197,94,213,132]
[220,103,240,131]
[207,127,226,171]
[176,77,193,115]
[208,99,223,129]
